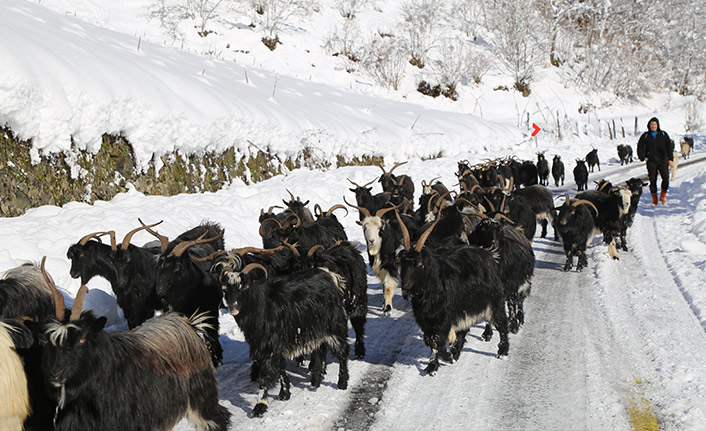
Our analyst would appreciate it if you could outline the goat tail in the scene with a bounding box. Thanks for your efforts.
[187,310,215,341]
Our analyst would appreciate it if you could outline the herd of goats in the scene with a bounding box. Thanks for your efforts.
[0,140,696,430]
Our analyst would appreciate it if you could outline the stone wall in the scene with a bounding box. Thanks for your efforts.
[0,128,382,217]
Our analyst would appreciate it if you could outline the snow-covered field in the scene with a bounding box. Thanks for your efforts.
[2,0,706,429]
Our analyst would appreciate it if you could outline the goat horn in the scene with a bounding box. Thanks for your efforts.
[325,204,348,217]
[421,179,427,187]
[572,199,599,216]
[268,205,283,214]
[377,164,388,175]
[434,191,451,209]
[389,161,407,174]
[259,218,283,238]
[394,210,411,251]
[402,198,413,214]
[170,230,224,258]
[41,256,65,321]
[494,213,515,224]
[347,178,362,188]
[139,218,170,253]
[78,231,116,251]
[499,195,507,213]
[282,240,300,257]
[468,184,482,194]
[307,244,324,257]
[242,263,268,279]
[190,249,227,263]
[343,196,371,218]
[564,193,570,205]
[230,246,283,256]
[415,217,440,252]
[69,285,88,321]
[482,196,496,213]
[285,188,296,202]
[375,203,400,219]
[314,204,323,218]
[285,213,302,229]
[121,220,163,250]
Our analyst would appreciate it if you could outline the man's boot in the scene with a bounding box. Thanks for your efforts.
[660,190,667,204]
[651,193,659,205]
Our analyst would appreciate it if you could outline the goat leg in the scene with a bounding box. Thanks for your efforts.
[253,384,269,418]
[563,252,574,272]
[424,348,441,376]
[451,330,469,361]
[576,251,588,271]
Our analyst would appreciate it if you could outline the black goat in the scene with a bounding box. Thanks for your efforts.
[573,159,589,191]
[536,152,550,186]
[617,144,633,165]
[467,218,535,334]
[586,148,600,172]
[555,194,599,272]
[514,184,558,240]
[1,262,54,320]
[143,222,226,367]
[220,263,349,417]
[67,225,164,329]
[259,205,348,253]
[36,275,230,431]
[576,187,631,260]
[552,155,565,186]
[511,159,538,189]
[347,178,391,221]
[395,212,508,375]
[282,189,315,225]
[305,242,368,359]
[378,162,414,202]
[1,260,58,430]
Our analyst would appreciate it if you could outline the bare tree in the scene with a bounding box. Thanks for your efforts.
[335,0,370,19]
[250,0,320,50]
[361,32,407,90]
[485,0,545,95]
[324,19,363,62]
[451,0,485,40]
[399,0,444,68]
[149,0,229,40]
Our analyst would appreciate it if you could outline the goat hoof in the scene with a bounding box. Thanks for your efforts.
[354,342,365,359]
[497,342,509,356]
[337,379,348,390]
[382,304,392,314]
[423,363,439,376]
[439,349,453,363]
[311,374,322,388]
[509,320,519,334]
[253,403,268,418]
[278,390,291,401]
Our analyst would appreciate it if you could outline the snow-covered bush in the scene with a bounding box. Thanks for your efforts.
[148,0,231,40]
[361,33,407,90]
[250,0,320,50]
[399,0,444,68]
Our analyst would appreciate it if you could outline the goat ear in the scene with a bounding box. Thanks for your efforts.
[91,316,107,332]
[349,188,356,192]
[356,220,362,226]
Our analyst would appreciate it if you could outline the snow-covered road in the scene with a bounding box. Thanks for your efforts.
[176,155,706,431]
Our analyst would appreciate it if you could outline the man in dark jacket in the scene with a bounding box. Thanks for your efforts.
[637,117,674,205]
